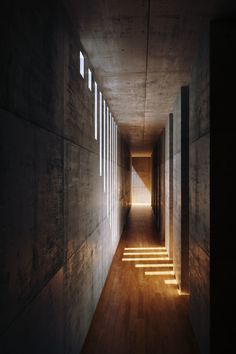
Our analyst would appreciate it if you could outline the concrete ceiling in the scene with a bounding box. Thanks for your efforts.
[66,0,236,155]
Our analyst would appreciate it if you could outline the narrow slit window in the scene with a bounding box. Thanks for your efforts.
[99,92,102,176]
[112,119,115,239]
[103,100,106,192]
[80,51,84,78]
[88,69,92,90]
[114,122,116,239]
[111,118,114,238]
[94,82,98,140]
[109,113,112,218]
[115,124,118,239]
[107,107,109,214]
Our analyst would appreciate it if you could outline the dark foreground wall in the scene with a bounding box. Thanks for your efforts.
[189,20,236,354]
[210,20,236,354]
[0,1,131,353]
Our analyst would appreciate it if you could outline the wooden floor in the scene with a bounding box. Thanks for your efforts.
[81,206,200,354]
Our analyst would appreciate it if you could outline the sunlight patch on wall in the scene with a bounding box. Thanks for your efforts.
[131,157,151,205]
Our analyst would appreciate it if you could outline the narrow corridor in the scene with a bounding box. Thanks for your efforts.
[2,2,236,353]
[81,206,199,354]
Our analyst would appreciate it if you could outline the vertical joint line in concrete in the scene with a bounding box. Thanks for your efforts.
[143,0,151,148]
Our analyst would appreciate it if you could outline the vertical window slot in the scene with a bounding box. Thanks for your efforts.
[88,68,92,90]
[80,51,84,78]
[99,92,103,176]
[94,82,98,140]
[107,107,109,214]
[103,100,106,192]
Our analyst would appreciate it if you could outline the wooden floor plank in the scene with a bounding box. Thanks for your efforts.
[81,206,200,354]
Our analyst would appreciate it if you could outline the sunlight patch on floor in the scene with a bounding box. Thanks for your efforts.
[124,247,166,250]
[122,246,182,294]
[135,264,173,268]
[123,251,168,255]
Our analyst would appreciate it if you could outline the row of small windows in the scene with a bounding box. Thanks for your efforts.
[80,50,117,172]
[80,50,118,241]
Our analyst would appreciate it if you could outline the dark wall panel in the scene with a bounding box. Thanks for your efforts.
[210,20,236,354]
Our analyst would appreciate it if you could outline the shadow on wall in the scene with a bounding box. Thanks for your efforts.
[132,157,151,205]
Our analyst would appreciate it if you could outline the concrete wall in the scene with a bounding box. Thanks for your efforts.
[172,86,189,293]
[188,27,210,354]
[131,157,151,204]
[165,114,173,258]
[162,29,210,354]
[0,1,131,353]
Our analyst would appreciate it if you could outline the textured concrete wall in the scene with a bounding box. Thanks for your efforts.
[131,157,151,204]
[189,28,210,354]
[165,114,173,258]
[173,86,189,293]
[0,2,131,353]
